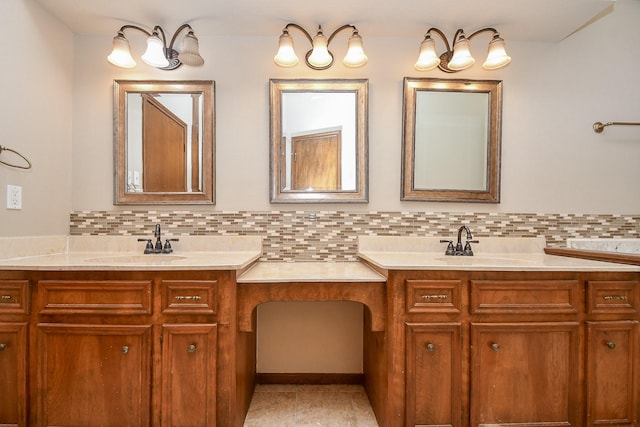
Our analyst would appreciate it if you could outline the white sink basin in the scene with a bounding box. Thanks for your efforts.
[85,255,187,264]
[434,256,536,266]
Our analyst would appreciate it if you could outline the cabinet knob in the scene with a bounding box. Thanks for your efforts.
[491,343,500,351]
[0,343,6,351]
[0,295,12,302]
[606,341,616,349]
[426,343,435,352]
[188,344,197,353]
[121,345,129,354]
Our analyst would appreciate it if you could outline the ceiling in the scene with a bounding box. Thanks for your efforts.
[34,0,615,42]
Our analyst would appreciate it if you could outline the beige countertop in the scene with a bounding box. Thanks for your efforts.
[357,236,640,272]
[0,235,263,271]
[237,261,386,283]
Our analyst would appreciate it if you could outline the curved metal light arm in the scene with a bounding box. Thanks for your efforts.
[167,24,196,50]
[117,24,153,37]
[327,24,357,44]
[283,23,314,44]
[116,23,196,50]
[424,27,453,52]
[466,27,499,40]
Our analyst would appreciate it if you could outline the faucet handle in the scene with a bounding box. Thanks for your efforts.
[463,240,479,256]
[439,239,455,256]
[137,238,154,254]
[163,238,179,254]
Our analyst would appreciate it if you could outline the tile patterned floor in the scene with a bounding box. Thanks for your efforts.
[243,384,379,426]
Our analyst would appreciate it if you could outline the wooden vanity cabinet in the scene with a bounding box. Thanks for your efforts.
[31,272,222,427]
[585,280,640,427]
[0,279,30,427]
[397,271,640,427]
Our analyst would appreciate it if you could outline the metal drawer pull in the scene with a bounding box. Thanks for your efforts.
[603,295,628,301]
[426,343,435,352]
[175,295,202,301]
[0,295,12,302]
[0,343,6,351]
[121,345,129,354]
[491,343,500,352]
[421,294,447,300]
[188,344,197,353]
[606,341,616,349]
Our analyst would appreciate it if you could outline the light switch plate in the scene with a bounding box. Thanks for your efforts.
[6,185,22,209]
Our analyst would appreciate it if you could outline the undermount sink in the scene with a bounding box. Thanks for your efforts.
[433,256,536,266]
[85,255,187,264]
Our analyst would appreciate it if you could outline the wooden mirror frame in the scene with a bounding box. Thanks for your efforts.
[402,78,502,202]
[269,79,369,203]
[114,80,215,205]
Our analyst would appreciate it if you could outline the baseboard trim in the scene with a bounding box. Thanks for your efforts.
[256,373,364,385]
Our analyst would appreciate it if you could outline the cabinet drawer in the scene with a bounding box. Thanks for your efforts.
[161,280,217,315]
[0,280,30,315]
[406,280,462,314]
[587,281,639,315]
[470,280,580,315]
[37,280,152,315]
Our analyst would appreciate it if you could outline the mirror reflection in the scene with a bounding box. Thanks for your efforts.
[270,79,368,203]
[114,80,215,205]
[402,78,502,202]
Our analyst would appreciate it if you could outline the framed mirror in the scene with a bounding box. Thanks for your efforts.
[402,78,502,202]
[114,80,215,204]
[270,79,368,203]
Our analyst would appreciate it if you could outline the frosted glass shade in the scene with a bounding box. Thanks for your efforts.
[482,35,511,69]
[414,35,440,71]
[274,31,299,67]
[141,33,170,68]
[307,30,333,68]
[343,31,368,67]
[179,32,204,66]
[107,33,136,68]
[448,36,475,70]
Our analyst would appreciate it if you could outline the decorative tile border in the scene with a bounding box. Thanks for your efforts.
[70,211,640,262]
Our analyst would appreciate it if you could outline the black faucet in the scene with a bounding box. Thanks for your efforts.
[441,225,479,256]
[154,224,163,253]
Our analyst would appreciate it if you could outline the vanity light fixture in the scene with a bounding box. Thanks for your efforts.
[274,23,368,70]
[415,27,511,73]
[108,24,204,70]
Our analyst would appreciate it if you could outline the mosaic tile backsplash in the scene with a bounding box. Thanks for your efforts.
[70,211,640,262]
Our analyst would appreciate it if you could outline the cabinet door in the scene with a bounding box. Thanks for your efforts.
[161,324,217,427]
[406,323,462,427]
[0,323,28,427]
[470,322,581,427]
[37,324,152,427]
[586,321,639,427]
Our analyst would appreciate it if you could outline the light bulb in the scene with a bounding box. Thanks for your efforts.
[414,34,440,71]
[107,32,136,68]
[141,32,169,68]
[274,30,299,67]
[343,30,368,67]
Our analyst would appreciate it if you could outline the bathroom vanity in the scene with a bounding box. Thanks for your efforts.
[358,236,640,427]
[0,235,638,427]
[0,236,262,427]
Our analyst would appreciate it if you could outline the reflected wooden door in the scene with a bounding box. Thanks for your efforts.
[142,95,187,192]
[291,130,341,191]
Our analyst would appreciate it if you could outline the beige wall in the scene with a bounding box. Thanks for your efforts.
[0,0,73,236]
[68,1,640,214]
